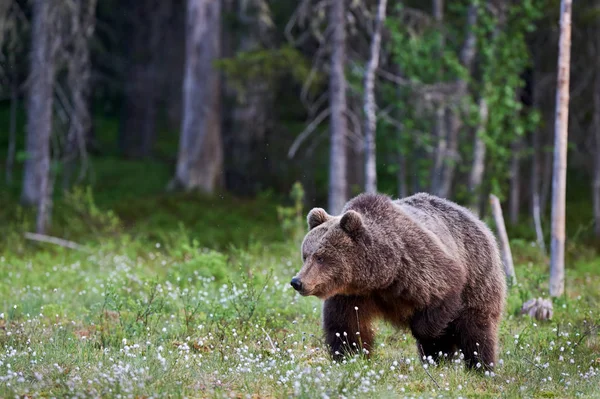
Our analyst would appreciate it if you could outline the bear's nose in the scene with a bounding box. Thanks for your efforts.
[290,277,303,292]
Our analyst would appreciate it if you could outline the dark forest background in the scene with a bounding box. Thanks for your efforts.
[0,0,599,246]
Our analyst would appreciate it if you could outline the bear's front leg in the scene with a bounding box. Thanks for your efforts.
[322,295,379,361]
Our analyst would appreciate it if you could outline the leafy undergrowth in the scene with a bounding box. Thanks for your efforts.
[0,197,599,398]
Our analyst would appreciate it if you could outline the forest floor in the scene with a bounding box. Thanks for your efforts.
[0,160,599,398]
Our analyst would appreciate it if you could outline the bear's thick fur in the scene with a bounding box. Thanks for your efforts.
[291,192,506,369]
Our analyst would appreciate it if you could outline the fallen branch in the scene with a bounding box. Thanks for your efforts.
[24,232,88,251]
[489,194,517,286]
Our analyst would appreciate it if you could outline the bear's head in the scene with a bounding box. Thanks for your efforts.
[290,207,372,299]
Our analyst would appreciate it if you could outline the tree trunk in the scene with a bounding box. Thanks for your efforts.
[163,0,186,131]
[363,0,387,194]
[531,65,546,253]
[328,0,348,214]
[64,0,97,187]
[509,138,522,224]
[430,0,445,195]
[397,148,407,199]
[173,0,223,192]
[532,126,547,254]
[120,0,171,158]
[5,77,17,185]
[549,0,572,298]
[592,9,600,238]
[22,0,56,234]
[223,0,272,196]
[430,107,447,195]
[468,0,504,213]
[593,51,600,237]
[490,194,517,286]
[434,4,478,198]
[540,148,552,216]
[468,98,489,215]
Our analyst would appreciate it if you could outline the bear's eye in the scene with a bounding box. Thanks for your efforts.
[315,255,324,264]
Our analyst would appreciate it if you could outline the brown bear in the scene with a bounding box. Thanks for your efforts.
[290,192,506,370]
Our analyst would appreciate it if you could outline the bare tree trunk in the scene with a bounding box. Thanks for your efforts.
[328,0,348,214]
[531,67,547,253]
[541,148,552,215]
[490,194,517,286]
[223,0,272,195]
[173,0,223,192]
[64,0,97,187]
[363,0,387,194]
[509,138,522,224]
[468,98,489,215]
[5,76,17,185]
[435,4,478,198]
[592,11,600,238]
[532,127,547,253]
[121,0,171,158]
[430,107,447,194]
[22,0,57,234]
[397,150,407,198]
[430,0,445,195]
[468,1,504,213]
[550,0,572,298]
[593,53,600,237]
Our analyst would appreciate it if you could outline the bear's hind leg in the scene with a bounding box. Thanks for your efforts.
[323,295,379,361]
[410,295,461,365]
[416,329,458,364]
[456,314,498,370]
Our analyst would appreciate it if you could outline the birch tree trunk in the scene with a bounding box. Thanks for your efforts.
[532,126,547,253]
[64,0,97,186]
[397,149,407,198]
[593,49,600,237]
[435,4,478,198]
[173,0,223,192]
[22,0,57,235]
[6,75,17,185]
[468,0,504,213]
[549,0,572,297]
[328,0,348,214]
[490,194,517,286]
[468,98,489,215]
[531,66,547,253]
[541,149,552,216]
[430,107,447,194]
[121,0,171,158]
[223,0,272,195]
[430,0,446,195]
[509,138,522,224]
[363,0,387,194]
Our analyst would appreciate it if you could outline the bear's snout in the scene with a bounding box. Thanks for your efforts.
[290,277,303,292]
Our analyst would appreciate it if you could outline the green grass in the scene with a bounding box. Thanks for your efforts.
[0,189,599,398]
[0,110,598,397]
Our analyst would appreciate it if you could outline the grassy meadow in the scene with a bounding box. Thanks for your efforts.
[0,157,599,398]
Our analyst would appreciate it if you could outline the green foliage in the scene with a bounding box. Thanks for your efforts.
[379,1,544,200]
[472,0,543,196]
[215,46,317,101]
[276,181,306,243]
[55,186,121,237]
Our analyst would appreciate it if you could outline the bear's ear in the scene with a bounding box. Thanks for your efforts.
[307,208,330,230]
[340,210,364,236]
